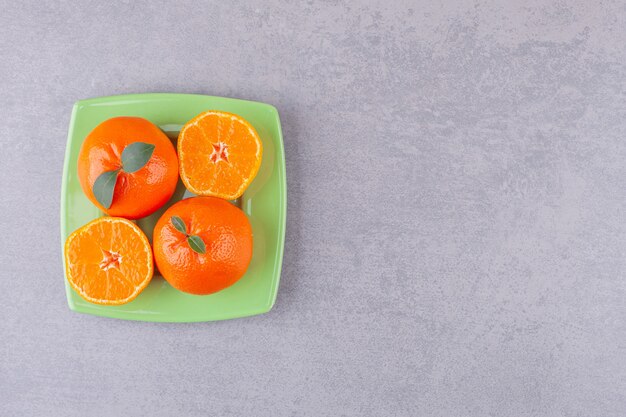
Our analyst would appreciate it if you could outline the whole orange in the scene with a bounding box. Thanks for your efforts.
[153,197,253,295]
[77,117,178,219]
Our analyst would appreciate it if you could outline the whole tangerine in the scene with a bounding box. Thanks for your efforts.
[153,196,253,295]
[77,117,178,219]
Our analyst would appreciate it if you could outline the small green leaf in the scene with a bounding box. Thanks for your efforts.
[187,235,206,254]
[121,142,155,173]
[92,170,119,209]
[171,216,187,235]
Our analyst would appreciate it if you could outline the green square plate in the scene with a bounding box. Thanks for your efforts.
[60,93,286,322]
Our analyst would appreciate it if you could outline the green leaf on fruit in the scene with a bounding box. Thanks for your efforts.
[92,169,120,209]
[171,216,187,235]
[121,142,155,173]
[187,235,206,254]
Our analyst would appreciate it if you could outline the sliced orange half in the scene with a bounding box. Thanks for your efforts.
[178,111,263,200]
[64,217,153,305]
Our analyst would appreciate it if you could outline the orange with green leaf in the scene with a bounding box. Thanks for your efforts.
[77,117,179,219]
[153,196,253,295]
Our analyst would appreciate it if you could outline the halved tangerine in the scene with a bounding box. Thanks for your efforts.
[178,111,263,200]
[64,217,153,305]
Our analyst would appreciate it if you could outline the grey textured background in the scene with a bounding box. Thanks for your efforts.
[1,1,625,416]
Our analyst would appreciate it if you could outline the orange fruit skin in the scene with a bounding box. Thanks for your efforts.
[77,117,179,219]
[153,197,253,295]
[64,217,154,305]
[178,111,262,200]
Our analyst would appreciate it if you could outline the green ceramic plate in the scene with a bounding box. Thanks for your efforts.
[60,93,286,322]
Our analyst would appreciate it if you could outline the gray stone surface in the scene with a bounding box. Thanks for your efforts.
[1,1,625,416]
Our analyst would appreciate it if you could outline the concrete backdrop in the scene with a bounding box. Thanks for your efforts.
[1,1,625,416]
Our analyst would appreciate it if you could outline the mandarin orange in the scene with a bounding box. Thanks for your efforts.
[177,111,262,200]
[153,197,253,295]
[64,217,153,305]
[78,117,178,219]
